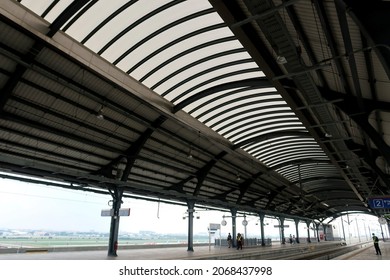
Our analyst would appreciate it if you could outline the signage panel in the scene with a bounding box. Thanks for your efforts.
[118,208,131,216]
[101,209,114,217]
[368,197,390,209]
[101,208,131,217]
[209,223,221,231]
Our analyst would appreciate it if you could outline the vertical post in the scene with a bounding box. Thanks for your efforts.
[279,217,285,244]
[362,219,368,241]
[324,224,327,241]
[187,200,195,252]
[380,224,385,242]
[341,216,346,242]
[315,223,320,242]
[346,212,351,243]
[243,215,248,239]
[259,213,266,246]
[231,209,237,247]
[294,218,300,243]
[306,221,311,243]
[107,187,123,257]
[355,218,361,242]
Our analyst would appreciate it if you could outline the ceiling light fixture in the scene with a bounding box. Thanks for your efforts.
[276,55,287,65]
[96,105,104,120]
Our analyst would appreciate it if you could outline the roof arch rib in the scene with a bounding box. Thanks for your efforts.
[113,8,216,65]
[203,102,288,128]
[97,0,189,56]
[133,24,231,77]
[164,67,261,101]
[232,131,311,150]
[173,77,271,113]
[47,0,90,37]
[226,121,305,141]
[80,0,139,44]
[151,50,250,91]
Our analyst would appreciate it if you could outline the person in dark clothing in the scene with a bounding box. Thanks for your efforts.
[236,233,243,250]
[372,233,382,255]
[227,233,232,248]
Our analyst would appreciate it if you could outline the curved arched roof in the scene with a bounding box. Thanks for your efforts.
[0,0,389,221]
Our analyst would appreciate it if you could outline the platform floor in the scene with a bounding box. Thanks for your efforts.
[0,241,388,260]
[335,241,389,260]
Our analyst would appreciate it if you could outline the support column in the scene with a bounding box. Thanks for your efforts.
[294,218,300,243]
[279,217,285,244]
[324,224,328,241]
[187,200,195,252]
[107,187,123,257]
[315,223,320,242]
[306,221,311,243]
[341,216,346,242]
[231,209,237,247]
[380,224,385,242]
[259,213,266,246]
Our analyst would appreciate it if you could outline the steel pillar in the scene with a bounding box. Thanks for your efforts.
[294,218,300,243]
[259,213,266,246]
[107,187,123,257]
[187,200,195,252]
[279,217,285,244]
[306,220,311,243]
[231,209,237,247]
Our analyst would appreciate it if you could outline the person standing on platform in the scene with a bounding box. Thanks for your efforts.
[372,233,382,255]
[227,233,232,248]
[236,233,243,250]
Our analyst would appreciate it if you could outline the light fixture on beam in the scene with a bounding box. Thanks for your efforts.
[114,157,127,180]
[276,55,287,65]
[187,147,193,159]
[96,105,104,120]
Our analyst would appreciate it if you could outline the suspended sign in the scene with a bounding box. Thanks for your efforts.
[368,197,390,209]
[101,208,131,217]
[209,223,221,231]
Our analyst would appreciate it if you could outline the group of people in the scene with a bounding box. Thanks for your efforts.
[226,232,383,255]
[289,234,298,244]
[226,233,243,250]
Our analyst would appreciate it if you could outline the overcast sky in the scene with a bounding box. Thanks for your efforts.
[0,176,259,235]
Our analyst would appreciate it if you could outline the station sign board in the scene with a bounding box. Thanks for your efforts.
[368,197,390,209]
[101,208,131,217]
[209,223,221,231]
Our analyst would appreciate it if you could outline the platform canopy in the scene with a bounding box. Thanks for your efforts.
[0,0,389,221]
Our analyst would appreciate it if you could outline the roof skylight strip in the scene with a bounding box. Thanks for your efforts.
[135,25,231,78]
[203,102,288,126]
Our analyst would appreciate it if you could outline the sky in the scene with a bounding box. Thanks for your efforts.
[0,176,260,235]
[0,175,387,240]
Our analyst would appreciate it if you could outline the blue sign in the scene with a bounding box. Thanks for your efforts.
[368,197,390,209]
